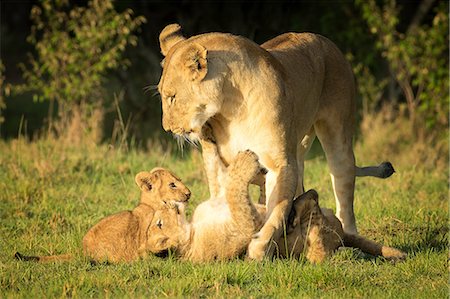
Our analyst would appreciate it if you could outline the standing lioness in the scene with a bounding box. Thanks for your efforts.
[157,24,394,259]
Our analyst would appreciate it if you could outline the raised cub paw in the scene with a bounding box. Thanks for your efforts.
[200,123,216,144]
[229,150,267,182]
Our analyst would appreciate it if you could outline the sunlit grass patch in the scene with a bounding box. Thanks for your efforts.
[0,119,447,297]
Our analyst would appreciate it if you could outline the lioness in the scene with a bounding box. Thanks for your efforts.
[147,150,405,263]
[15,168,191,263]
[157,24,394,259]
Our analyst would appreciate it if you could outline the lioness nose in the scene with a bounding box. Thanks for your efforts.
[185,191,191,200]
[162,123,171,132]
[162,117,171,132]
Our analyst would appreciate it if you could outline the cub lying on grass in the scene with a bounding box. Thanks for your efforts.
[15,168,191,263]
[147,150,406,263]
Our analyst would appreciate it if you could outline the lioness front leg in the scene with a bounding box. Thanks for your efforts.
[248,162,297,260]
[199,124,228,198]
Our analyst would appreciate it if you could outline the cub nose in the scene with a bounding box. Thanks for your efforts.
[185,191,191,200]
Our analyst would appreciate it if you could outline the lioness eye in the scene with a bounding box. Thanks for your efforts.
[169,182,176,189]
[156,219,163,228]
[167,95,175,105]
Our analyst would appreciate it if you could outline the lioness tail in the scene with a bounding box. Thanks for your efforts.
[355,162,395,179]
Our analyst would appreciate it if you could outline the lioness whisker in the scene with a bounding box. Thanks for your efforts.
[143,85,159,95]
[184,135,199,149]
[151,91,161,99]
[173,134,185,153]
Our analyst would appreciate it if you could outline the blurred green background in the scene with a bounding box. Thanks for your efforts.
[1,0,447,145]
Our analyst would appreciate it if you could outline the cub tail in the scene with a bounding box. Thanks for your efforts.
[15,251,73,263]
[355,162,395,179]
[342,233,406,261]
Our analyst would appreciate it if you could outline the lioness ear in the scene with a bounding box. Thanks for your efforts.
[159,23,186,56]
[184,43,208,81]
[135,171,152,192]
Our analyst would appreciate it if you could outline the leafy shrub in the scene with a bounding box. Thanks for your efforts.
[358,0,449,133]
[15,0,146,138]
[0,62,6,125]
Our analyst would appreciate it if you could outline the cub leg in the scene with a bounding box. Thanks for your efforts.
[314,119,358,234]
[343,233,407,261]
[226,150,266,236]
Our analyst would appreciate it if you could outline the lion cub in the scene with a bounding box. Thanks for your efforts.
[15,168,191,263]
[276,189,406,263]
[147,150,406,263]
[146,150,267,262]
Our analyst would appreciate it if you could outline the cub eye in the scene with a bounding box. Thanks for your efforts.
[156,219,163,229]
[169,182,176,189]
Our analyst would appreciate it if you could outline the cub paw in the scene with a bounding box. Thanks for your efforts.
[230,150,266,182]
[200,123,216,143]
[247,236,269,261]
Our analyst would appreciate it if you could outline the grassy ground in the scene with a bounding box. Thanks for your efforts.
[0,122,448,298]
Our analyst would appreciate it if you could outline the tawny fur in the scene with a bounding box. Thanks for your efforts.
[147,148,406,263]
[147,150,266,262]
[15,168,191,263]
[157,24,395,259]
[275,190,406,263]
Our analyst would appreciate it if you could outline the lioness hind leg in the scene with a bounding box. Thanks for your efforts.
[295,127,316,197]
[314,119,357,235]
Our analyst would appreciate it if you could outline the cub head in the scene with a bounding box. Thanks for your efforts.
[135,167,191,208]
[146,206,185,256]
[157,23,226,140]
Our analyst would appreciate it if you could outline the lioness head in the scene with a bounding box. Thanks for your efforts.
[157,24,226,140]
[135,167,191,208]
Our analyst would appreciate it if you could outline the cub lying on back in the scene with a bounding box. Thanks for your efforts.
[147,150,406,263]
[15,168,191,263]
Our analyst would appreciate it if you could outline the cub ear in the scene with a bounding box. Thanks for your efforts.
[135,171,153,192]
[159,23,186,57]
[184,43,208,81]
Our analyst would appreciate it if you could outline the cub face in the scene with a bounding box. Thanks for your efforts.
[158,31,225,140]
[146,206,185,255]
[135,168,191,208]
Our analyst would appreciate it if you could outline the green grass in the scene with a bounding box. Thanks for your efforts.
[0,134,448,298]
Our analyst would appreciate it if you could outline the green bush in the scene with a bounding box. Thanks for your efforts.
[358,0,449,133]
[0,62,6,125]
[15,0,146,120]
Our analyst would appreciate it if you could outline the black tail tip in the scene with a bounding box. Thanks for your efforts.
[14,251,24,260]
[14,251,39,261]
[379,161,395,178]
